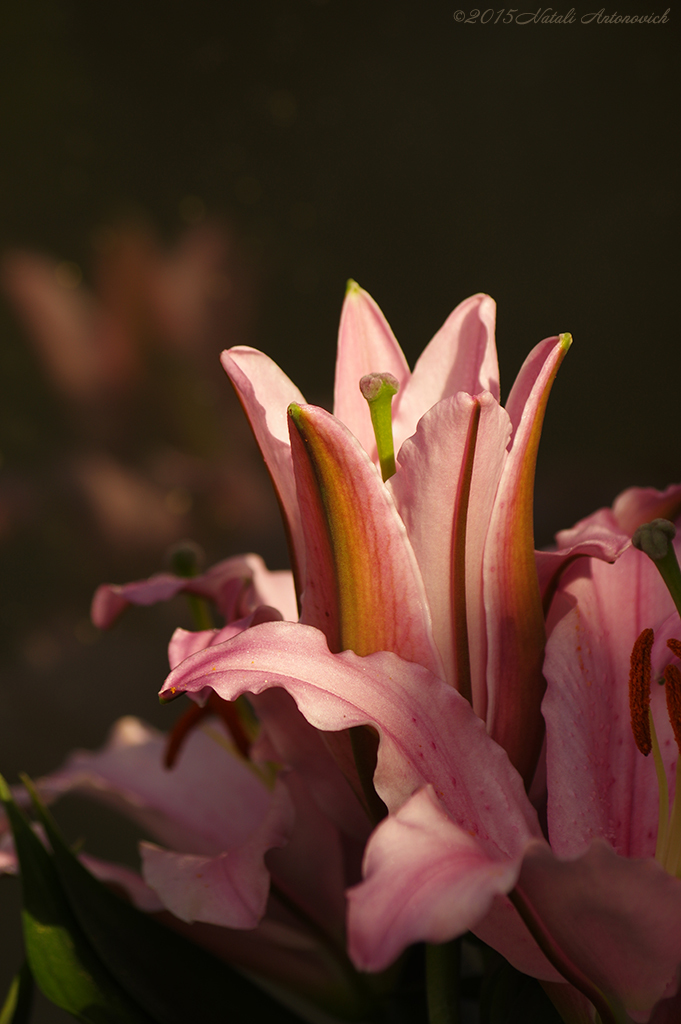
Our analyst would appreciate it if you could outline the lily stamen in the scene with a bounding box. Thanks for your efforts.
[629,628,669,860]
[629,628,654,756]
[164,691,253,768]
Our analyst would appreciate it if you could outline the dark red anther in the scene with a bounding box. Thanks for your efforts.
[664,663,681,754]
[629,628,655,756]
[667,637,681,660]
[164,692,252,769]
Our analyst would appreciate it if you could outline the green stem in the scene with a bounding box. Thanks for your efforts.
[167,541,215,630]
[426,941,460,1024]
[185,593,215,631]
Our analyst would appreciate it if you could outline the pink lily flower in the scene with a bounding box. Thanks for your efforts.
[159,485,681,1023]
[221,283,583,784]
[80,284,642,1018]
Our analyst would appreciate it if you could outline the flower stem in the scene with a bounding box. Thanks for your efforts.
[425,941,460,1024]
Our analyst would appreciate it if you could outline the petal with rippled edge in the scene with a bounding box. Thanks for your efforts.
[168,605,283,671]
[288,402,442,673]
[518,840,681,1022]
[347,786,524,972]
[483,334,571,785]
[140,777,293,928]
[92,572,188,628]
[536,508,631,616]
[543,544,677,861]
[390,391,510,711]
[91,553,297,629]
[393,293,500,452]
[221,346,307,595]
[333,281,411,463]
[167,617,370,842]
[610,482,681,536]
[160,621,541,852]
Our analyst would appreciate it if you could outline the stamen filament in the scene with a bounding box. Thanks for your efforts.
[359,372,399,481]
[664,756,681,876]
[663,661,681,874]
[649,709,669,861]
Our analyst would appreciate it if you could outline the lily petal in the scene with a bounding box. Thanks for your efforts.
[249,686,371,843]
[140,776,293,928]
[610,483,681,536]
[346,786,523,972]
[34,716,292,859]
[390,390,510,709]
[221,346,307,595]
[393,293,500,451]
[544,545,677,860]
[518,840,681,1022]
[288,403,442,674]
[167,604,283,671]
[483,334,571,784]
[160,620,542,853]
[333,281,410,463]
[537,507,631,616]
[91,553,296,629]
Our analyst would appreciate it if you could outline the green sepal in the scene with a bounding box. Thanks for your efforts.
[0,775,155,1023]
[0,962,34,1024]
[19,775,307,1024]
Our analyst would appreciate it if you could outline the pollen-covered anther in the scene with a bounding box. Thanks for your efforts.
[629,628,655,756]
[664,662,681,753]
[667,637,681,660]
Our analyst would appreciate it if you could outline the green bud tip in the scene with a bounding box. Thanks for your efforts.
[345,278,361,296]
[559,332,573,351]
[633,519,676,561]
[633,519,681,622]
[167,540,205,578]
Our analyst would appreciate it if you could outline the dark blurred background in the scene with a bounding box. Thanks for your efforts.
[0,0,677,1018]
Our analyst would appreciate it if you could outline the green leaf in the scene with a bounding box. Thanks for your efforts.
[0,775,155,1024]
[0,962,34,1024]
[21,775,308,1024]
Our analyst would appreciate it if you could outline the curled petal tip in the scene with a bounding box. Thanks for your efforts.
[558,332,573,351]
[345,278,361,295]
